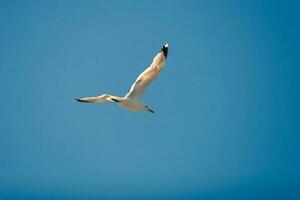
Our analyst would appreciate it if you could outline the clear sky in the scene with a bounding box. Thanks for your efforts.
[0,0,299,199]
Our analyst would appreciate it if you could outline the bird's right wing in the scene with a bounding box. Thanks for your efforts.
[73,94,118,103]
[125,43,168,100]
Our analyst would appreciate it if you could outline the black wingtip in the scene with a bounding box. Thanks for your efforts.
[161,42,168,58]
[73,98,86,103]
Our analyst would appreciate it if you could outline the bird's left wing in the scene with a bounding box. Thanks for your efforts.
[125,43,168,100]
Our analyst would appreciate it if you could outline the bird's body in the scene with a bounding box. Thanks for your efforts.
[114,97,152,113]
[73,42,168,113]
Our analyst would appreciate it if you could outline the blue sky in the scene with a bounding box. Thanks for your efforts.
[0,0,299,199]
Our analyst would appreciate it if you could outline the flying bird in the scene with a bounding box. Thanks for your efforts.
[73,42,169,113]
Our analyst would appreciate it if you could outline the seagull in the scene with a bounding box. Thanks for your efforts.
[73,42,169,113]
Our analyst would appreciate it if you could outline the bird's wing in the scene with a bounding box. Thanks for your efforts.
[125,43,168,100]
[73,94,117,103]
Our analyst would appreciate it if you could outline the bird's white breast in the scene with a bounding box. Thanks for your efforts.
[117,98,147,112]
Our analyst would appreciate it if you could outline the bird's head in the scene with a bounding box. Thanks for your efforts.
[144,105,154,113]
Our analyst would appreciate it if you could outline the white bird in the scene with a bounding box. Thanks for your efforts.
[73,42,169,113]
